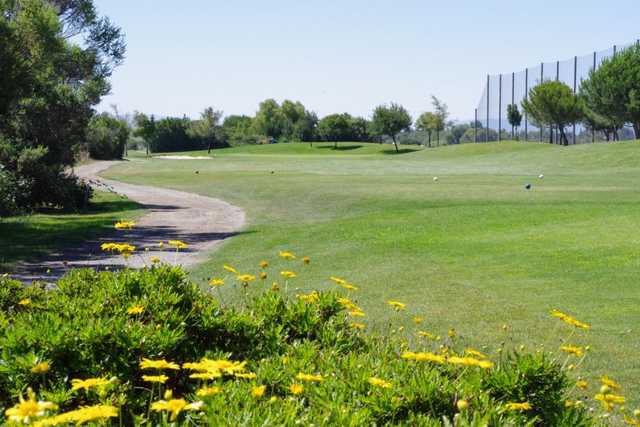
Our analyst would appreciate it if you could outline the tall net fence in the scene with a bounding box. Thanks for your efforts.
[474,41,639,143]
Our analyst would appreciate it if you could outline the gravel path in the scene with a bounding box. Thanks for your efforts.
[12,161,245,283]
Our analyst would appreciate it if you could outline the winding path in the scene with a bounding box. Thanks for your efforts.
[13,161,246,283]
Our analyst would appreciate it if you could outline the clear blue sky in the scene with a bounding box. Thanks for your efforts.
[96,0,640,121]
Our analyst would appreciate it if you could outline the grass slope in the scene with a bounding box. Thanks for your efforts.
[0,192,142,271]
[105,141,640,405]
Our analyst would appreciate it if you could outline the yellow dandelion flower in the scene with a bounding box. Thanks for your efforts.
[143,375,168,384]
[600,376,621,390]
[289,384,304,395]
[368,377,392,389]
[464,348,487,359]
[296,372,323,382]
[297,291,320,304]
[624,415,639,426]
[351,322,366,330]
[550,309,591,330]
[251,385,266,398]
[18,298,31,306]
[504,402,532,411]
[280,271,297,279]
[4,388,57,424]
[413,316,424,325]
[576,379,588,390]
[139,358,180,371]
[302,256,310,264]
[259,260,269,268]
[127,305,144,315]
[189,372,221,380]
[168,240,188,249]
[209,278,224,287]
[31,362,50,374]
[36,404,117,426]
[447,356,493,369]
[236,274,256,283]
[339,283,359,291]
[71,377,112,392]
[386,300,406,311]
[401,351,446,364]
[457,399,469,411]
[223,264,238,274]
[330,276,348,285]
[271,282,280,292]
[595,393,625,411]
[560,345,584,357]
[418,330,440,340]
[114,220,135,230]
[349,309,365,317]
[196,386,222,397]
[151,256,161,264]
[151,391,203,422]
[448,328,457,338]
[279,250,296,260]
[260,272,267,280]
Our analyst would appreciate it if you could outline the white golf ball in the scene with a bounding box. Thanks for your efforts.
[538,174,544,179]
[433,177,439,182]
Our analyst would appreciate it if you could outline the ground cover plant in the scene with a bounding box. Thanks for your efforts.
[105,141,640,408]
[2,245,628,426]
[0,192,141,272]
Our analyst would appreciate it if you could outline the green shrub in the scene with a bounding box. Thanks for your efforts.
[0,263,606,426]
[86,113,130,160]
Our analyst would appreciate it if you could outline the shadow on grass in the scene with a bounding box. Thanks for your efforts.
[315,145,363,151]
[382,148,421,155]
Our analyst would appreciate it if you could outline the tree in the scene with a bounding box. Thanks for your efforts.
[580,45,640,139]
[253,99,287,141]
[522,81,582,146]
[86,113,129,160]
[222,115,256,146]
[189,107,224,153]
[415,112,438,147]
[447,123,472,145]
[507,104,523,140]
[317,113,353,148]
[371,103,412,152]
[134,112,156,155]
[431,96,449,145]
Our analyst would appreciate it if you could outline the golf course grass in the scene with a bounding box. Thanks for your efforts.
[104,141,640,405]
[0,191,142,271]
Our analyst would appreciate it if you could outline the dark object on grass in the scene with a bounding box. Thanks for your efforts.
[195,171,199,174]
[271,171,275,174]
[525,184,532,190]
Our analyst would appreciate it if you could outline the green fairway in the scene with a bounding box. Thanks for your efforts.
[0,192,142,271]
[104,141,640,404]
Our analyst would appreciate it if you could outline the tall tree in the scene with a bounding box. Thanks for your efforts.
[431,96,449,145]
[317,113,353,148]
[189,107,223,153]
[415,112,438,147]
[507,104,523,140]
[371,103,412,152]
[253,99,287,142]
[522,81,582,146]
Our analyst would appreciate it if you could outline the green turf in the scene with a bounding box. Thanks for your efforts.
[104,141,640,404]
[0,191,142,271]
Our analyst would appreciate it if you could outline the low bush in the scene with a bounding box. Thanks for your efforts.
[0,254,627,426]
[86,114,129,160]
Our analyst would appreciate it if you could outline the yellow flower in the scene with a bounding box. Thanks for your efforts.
[464,348,487,359]
[235,372,257,380]
[101,243,135,254]
[209,278,225,287]
[600,376,621,390]
[351,323,366,330]
[271,282,280,292]
[289,384,304,395]
[280,271,297,279]
[297,291,320,304]
[448,328,457,338]
[158,241,164,248]
[139,358,180,371]
[368,377,392,389]
[456,399,469,411]
[18,298,31,306]
[31,362,50,374]
[576,379,588,390]
[624,415,639,426]
[35,405,118,426]
[5,388,57,424]
[259,260,269,268]
[634,409,640,417]
[302,256,310,265]
[279,250,296,260]
[71,377,112,392]
[550,309,591,330]
[168,240,188,250]
[143,375,168,384]
[260,272,267,280]
[504,402,532,411]
[251,385,266,398]
[196,386,222,397]
[236,274,256,283]
[114,220,135,230]
[127,305,145,315]
[329,276,348,286]
[418,330,440,340]
[413,316,424,325]
[296,372,323,382]
[349,309,365,317]
[386,300,406,311]
[223,264,238,274]
[151,391,203,422]
[339,283,359,291]
[560,345,584,357]
[151,256,161,264]
[183,358,247,378]
[594,393,625,411]
[447,356,493,369]
[401,351,446,364]
[189,372,222,380]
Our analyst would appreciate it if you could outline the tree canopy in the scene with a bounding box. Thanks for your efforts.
[371,103,412,152]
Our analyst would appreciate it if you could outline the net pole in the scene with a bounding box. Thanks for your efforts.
[511,72,515,139]
[555,61,559,144]
[498,74,502,142]
[474,109,478,143]
[540,63,544,142]
[486,75,490,142]
[573,56,577,144]
[525,68,529,141]
[592,51,596,143]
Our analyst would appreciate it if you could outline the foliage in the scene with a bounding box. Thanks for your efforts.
[86,113,130,160]
[415,112,438,147]
[522,81,582,145]
[252,99,288,141]
[188,107,226,153]
[580,44,640,140]
[430,96,449,144]
[0,257,602,426]
[507,104,523,139]
[371,103,412,152]
[222,115,257,146]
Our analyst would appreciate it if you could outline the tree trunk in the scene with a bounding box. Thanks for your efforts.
[392,135,399,153]
[207,140,212,154]
[428,132,432,148]
[549,126,553,144]
[436,130,440,146]
[633,122,640,141]
[559,126,568,146]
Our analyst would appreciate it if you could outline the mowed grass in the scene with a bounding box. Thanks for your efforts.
[105,141,640,404]
[0,191,142,271]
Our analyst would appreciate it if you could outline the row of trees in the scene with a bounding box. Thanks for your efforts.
[0,0,125,214]
[499,44,640,146]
